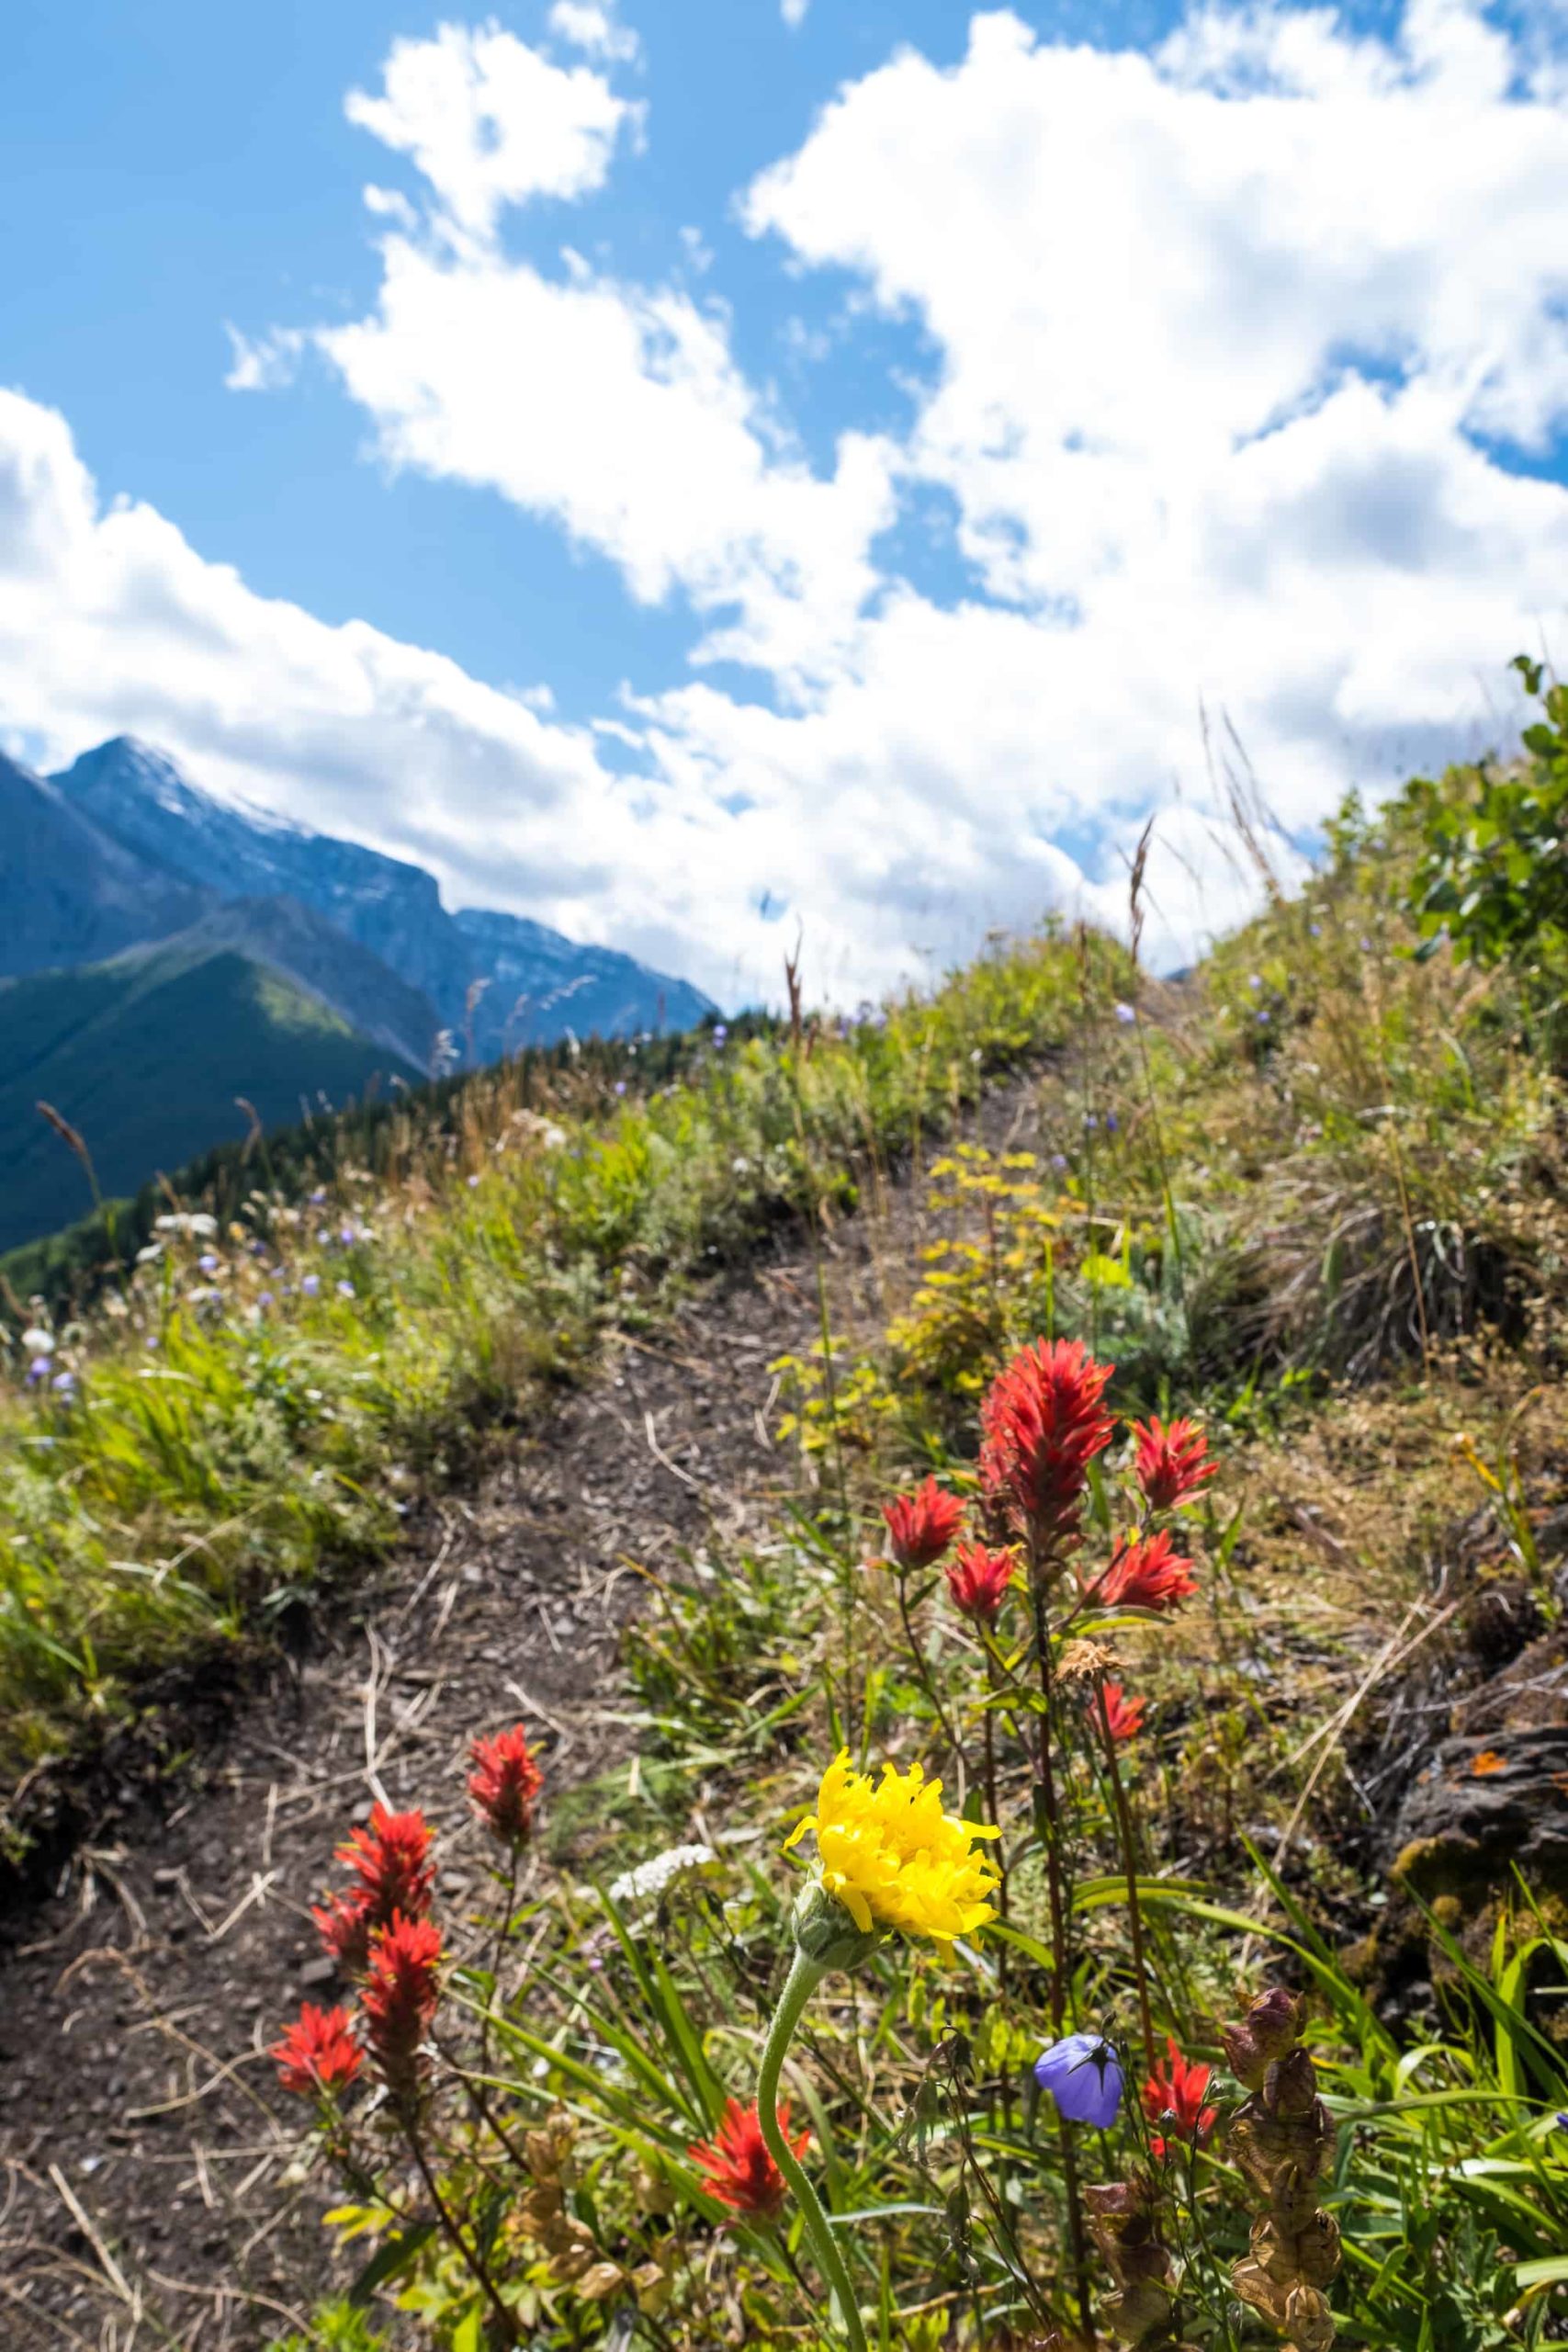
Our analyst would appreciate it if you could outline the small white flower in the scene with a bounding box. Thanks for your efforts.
[153,1211,218,1238]
[607,1843,718,1907]
[20,1328,53,1355]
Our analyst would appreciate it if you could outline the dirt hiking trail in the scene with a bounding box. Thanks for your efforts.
[0,1079,1045,2350]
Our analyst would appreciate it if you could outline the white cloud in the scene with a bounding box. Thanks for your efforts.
[26,1,1568,1007]
[547,1,642,64]
[344,22,637,241]
[781,0,810,26]
[0,388,1077,1004]
[318,236,897,675]
[223,324,308,393]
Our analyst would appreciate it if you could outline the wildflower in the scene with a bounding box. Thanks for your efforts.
[609,1842,718,1907]
[688,2098,808,2221]
[1098,1681,1145,1742]
[363,1913,443,2098]
[1033,2031,1123,2127]
[467,1173,480,1187]
[468,1724,544,1845]
[615,1080,627,1096]
[21,1327,53,1355]
[336,1279,355,1298]
[1131,1415,1215,1512]
[713,1023,728,1046]
[301,1273,321,1298]
[25,1356,51,1387]
[337,1804,434,1917]
[1095,1530,1198,1614]
[1248,972,1263,990]
[1114,1002,1136,1024]
[197,1252,219,1275]
[784,1752,999,1944]
[1142,2037,1216,2158]
[258,1292,275,1310]
[314,1804,434,1969]
[1104,1110,1120,1132]
[310,1186,328,1204]
[944,1541,1016,1628]
[1309,921,1322,938]
[51,1369,77,1400]
[272,2003,364,2097]
[339,1224,357,1246]
[1051,1151,1069,1171]
[881,1476,964,1571]
[314,1893,373,1969]
[979,1339,1115,1548]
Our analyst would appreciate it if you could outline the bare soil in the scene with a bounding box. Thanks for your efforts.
[0,1251,827,2347]
[0,1078,1054,2350]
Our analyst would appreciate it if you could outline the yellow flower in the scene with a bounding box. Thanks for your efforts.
[784,1752,1000,1943]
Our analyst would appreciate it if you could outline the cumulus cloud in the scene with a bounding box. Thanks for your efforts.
[23,1,1568,1002]
[344,21,637,239]
[0,389,1076,1003]
[547,1,642,63]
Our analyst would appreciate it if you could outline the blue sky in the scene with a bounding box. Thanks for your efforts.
[5,0,1568,1004]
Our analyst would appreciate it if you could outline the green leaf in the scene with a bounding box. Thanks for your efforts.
[347,2222,437,2307]
[1516,2256,1568,2289]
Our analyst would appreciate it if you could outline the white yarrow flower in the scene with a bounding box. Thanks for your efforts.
[607,1843,718,1906]
[20,1328,53,1355]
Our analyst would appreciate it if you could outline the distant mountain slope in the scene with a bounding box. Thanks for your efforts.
[0,939,421,1254]
[0,752,212,977]
[170,898,440,1075]
[451,907,711,1053]
[50,738,716,1052]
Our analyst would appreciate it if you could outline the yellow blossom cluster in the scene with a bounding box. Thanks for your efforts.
[785,1752,1000,1942]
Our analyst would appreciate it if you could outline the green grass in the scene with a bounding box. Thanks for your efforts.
[9,735,1568,2351]
[0,922,1115,1814]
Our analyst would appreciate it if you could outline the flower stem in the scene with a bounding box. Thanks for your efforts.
[1096,1676,1156,2075]
[758,1949,867,2352]
[894,1570,965,1779]
[407,2114,518,2344]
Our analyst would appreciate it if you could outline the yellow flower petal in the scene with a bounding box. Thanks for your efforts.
[784,1750,1000,1944]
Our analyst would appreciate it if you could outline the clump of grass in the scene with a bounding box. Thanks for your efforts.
[0,923,1114,1816]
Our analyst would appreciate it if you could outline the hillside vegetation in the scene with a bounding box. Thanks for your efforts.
[0,939,423,1252]
[4,674,1567,2352]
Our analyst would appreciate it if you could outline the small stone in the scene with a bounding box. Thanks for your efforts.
[299,1955,337,1989]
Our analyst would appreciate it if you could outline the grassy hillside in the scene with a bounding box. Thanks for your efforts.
[5,684,1568,2352]
[0,938,421,1252]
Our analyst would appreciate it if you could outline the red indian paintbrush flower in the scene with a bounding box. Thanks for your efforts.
[271,2002,364,2097]
[688,2098,809,2221]
[1095,1529,1198,1614]
[979,1339,1115,1549]
[1132,1415,1216,1512]
[1142,2037,1217,2160]
[312,1804,435,1971]
[881,1476,965,1571]
[944,1541,1017,1628]
[363,1912,443,2098]
[468,1724,544,1846]
[1097,1681,1146,1742]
